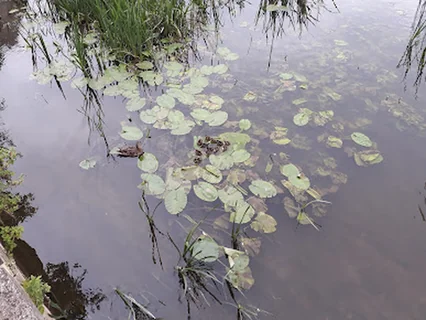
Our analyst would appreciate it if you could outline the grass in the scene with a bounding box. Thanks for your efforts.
[22,275,51,314]
[48,0,212,60]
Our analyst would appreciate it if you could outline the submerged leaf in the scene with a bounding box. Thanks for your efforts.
[327,136,343,148]
[292,98,307,106]
[243,91,257,102]
[354,150,384,167]
[283,197,298,218]
[250,212,277,233]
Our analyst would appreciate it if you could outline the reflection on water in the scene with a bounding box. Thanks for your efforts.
[1,0,426,319]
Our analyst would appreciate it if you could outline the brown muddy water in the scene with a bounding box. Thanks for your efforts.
[1,0,426,319]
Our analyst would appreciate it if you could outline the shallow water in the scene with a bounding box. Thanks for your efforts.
[1,0,426,319]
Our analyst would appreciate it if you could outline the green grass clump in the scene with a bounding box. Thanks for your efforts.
[0,226,23,255]
[22,275,51,314]
[50,0,209,58]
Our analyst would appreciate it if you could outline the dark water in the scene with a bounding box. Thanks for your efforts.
[1,0,426,319]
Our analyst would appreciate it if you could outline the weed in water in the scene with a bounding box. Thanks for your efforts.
[22,275,51,314]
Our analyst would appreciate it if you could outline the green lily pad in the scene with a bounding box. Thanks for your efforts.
[206,111,228,126]
[200,65,215,75]
[164,187,187,215]
[210,95,225,106]
[53,21,69,35]
[230,200,255,224]
[327,136,343,148]
[192,235,220,262]
[249,180,277,198]
[170,120,195,135]
[351,132,373,147]
[103,85,122,96]
[120,125,143,141]
[232,149,251,163]
[354,150,384,167]
[191,76,209,88]
[334,40,348,46]
[137,153,159,173]
[293,110,312,126]
[239,119,251,131]
[219,132,251,150]
[201,165,222,184]
[190,108,211,121]
[140,173,166,195]
[136,61,154,70]
[126,97,146,111]
[139,71,164,86]
[71,77,88,89]
[224,248,254,290]
[280,164,300,177]
[243,91,257,102]
[218,186,244,207]
[324,87,342,101]
[194,182,218,202]
[270,128,291,145]
[292,98,308,105]
[156,94,175,109]
[79,158,96,170]
[280,73,293,80]
[289,174,310,190]
[250,212,277,233]
[213,64,228,74]
[164,61,183,72]
[210,153,234,170]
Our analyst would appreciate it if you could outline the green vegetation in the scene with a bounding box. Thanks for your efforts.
[48,0,220,60]
[22,275,51,314]
[0,225,23,254]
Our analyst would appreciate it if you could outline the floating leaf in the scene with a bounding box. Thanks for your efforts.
[230,200,255,224]
[210,153,234,170]
[206,111,228,126]
[250,212,277,233]
[190,108,211,121]
[324,87,342,101]
[292,98,307,105]
[351,132,373,147]
[334,40,348,46]
[224,248,254,290]
[293,73,308,82]
[289,174,310,190]
[190,76,209,88]
[280,164,300,177]
[164,61,183,72]
[71,77,88,89]
[137,153,159,173]
[192,235,220,262]
[165,187,187,215]
[200,65,215,75]
[243,91,257,101]
[156,94,175,109]
[283,197,298,218]
[279,73,293,80]
[219,132,251,150]
[327,136,343,148]
[201,165,222,184]
[239,119,251,131]
[140,106,161,124]
[140,173,166,195]
[232,149,251,163]
[297,211,319,231]
[249,180,277,198]
[313,110,334,126]
[83,33,98,45]
[210,95,225,106]
[120,125,143,141]
[194,182,218,202]
[126,97,146,111]
[79,158,96,170]
[218,186,244,207]
[170,120,195,135]
[213,64,228,74]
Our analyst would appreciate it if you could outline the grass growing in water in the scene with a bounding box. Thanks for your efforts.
[49,0,214,59]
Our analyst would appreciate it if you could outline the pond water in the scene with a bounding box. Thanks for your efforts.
[1,0,426,319]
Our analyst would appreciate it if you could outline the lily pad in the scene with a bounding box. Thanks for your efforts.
[137,153,159,173]
[219,132,251,150]
[120,125,143,141]
[239,119,251,131]
[327,136,343,148]
[293,109,312,126]
[232,149,251,163]
[250,212,277,233]
[126,97,146,111]
[289,174,311,190]
[270,128,291,145]
[213,64,228,74]
[249,180,277,198]
[156,94,175,109]
[136,61,154,70]
[354,150,384,167]
[206,111,228,126]
[192,235,220,262]
[210,153,234,170]
[292,98,308,105]
[79,158,96,170]
[351,132,373,147]
[140,173,166,195]
[280,164,300,177]
[243,91,257,102]
[164,187,187,215]
[230,200,255,224]
[194,182,218,202]
[280,73,293,80]
[201,165,222,184]
[218,186,244,207]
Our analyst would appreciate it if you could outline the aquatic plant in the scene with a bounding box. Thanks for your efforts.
[0,225,23,255]
[22,275,51,314]
[115,288,157,320]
